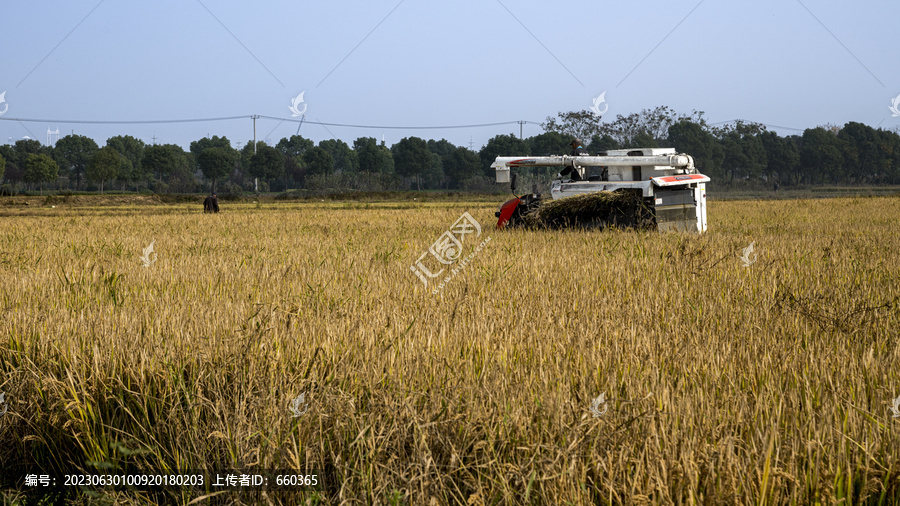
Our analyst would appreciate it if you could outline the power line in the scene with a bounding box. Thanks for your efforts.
[0,116,248,125]
[0,115,542,131]
[258,116,542,130]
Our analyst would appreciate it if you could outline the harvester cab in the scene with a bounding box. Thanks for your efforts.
[492,147,710,232]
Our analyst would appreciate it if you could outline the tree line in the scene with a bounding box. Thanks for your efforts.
[0,134,486,195]
[543,106,900,185]
[1,107,898,195]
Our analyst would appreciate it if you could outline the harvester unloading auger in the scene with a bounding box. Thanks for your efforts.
[493,147,710,232]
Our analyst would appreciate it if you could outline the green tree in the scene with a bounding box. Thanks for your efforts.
[283,155,304,188]
[53,134,98,189]
[240,141,266,172]
[712,120,767,139]
[15,139,45,158]
[667,120,724,178]
[546,106,705,148]
[426,139,459,189]
[392,137,431,190]
[478,134,530,176]
[319,139,359,173]
[783,135,804,184]
[190,136,234,187]
[800,127,844,184]
[630,132,658,148]
[759,131,799,185]
[354,137,378,172]
[275,136,315,187]
[14,139,47,186]
[87,147,120,193]
[24,153,58,195]
[276,135,314,160]
[0,145,18,184]
[837,122,879,183]
[106,135,145,188]
[528,132,571,155]
[142,144,185,183]
[190,135,232,161]
[116,158,135,190]
[374,143,394,175]
[423,152,445,189]
[604,106,689,146]
[721,132,767,182]
[353,137,394,174]
[588,134,621,153]
[301,146,334,177]
[874,128,900,184]
[542,110,604,141]
[444,146,481,188]
[426,139,457,159]
[0,151,5,183]
[248,144,284,182]
[198,147,237,192]
[164,145,195,193]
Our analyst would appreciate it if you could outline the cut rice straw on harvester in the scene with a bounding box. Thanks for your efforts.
[526,189,655,229]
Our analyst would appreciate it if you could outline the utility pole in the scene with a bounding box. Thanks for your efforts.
[251,115,259,154]
[251,115,260,195]
[518,120,526,139]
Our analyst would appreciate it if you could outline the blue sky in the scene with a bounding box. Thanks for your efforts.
[1,0,898,150]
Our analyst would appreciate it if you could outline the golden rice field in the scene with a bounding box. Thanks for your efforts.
[1,195,899,505]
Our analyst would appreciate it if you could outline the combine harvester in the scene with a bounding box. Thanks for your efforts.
[492,147,710,232]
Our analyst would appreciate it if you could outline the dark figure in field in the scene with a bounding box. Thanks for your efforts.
[203,193,219,213]
[774,181,779,192]
[559,138,588,181]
